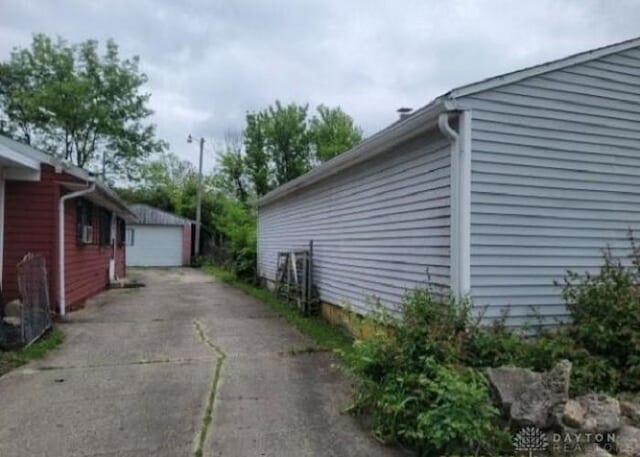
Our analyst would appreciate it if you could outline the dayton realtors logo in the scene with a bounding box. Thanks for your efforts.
[513,426,549,457]
[513,426,617,455]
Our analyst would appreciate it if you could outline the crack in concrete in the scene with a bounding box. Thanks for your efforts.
[25,357,216,372]
[193,320,226,457]
[277,346,331,357]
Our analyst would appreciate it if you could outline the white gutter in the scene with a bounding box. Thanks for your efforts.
[0,142,40,171]
[438,111,472,299]
[58,182,95,316]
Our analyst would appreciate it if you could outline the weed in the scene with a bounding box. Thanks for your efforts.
[204,243,640,455]
[346,289,510,455]
[201,265,353,357]
[0,327,64,376]
[560,242,640,392]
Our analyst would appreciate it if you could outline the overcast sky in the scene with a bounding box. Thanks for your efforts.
[1,0,639,172]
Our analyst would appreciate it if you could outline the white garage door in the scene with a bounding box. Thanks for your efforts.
[126,225,183,267]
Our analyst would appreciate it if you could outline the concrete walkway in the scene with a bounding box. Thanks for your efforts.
[0,268,400,457]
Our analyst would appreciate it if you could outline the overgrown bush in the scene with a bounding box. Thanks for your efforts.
[561,244,640,392]
[462,316,530,368]
[347,239,640,454]
[347,290,510,455]
[348,294,604,454]
[213,197,257,279]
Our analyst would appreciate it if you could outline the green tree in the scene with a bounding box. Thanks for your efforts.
[244,112,271,196]
[214,196,257,278]
[218,132,249,203]
[309,104,362,162]
[264,101,310,186]
[118,151,225,252]
[243,101,361,195]
[0,34,166,179]
[119,152,257,277]
[244,101,310,194]
[117,152,196,212]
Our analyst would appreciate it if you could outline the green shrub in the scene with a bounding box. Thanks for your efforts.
[409,360,510,455]
[347,248,640,454]
[510,332,620,396]
[562,245,640,392]
[213,198,257,279]
[462,317,529,368]
[462,240,640,394]
[463,320,628,396]
[347,290,509,455]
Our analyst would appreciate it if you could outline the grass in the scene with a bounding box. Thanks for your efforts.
[0,327,64,376]
[193,319,226,457]
[202,265,354,357]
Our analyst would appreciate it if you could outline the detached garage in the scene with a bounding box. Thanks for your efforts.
[126,204,193,267]
[258,36,640,326]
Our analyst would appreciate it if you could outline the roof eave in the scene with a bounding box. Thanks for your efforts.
[61,181,138,223]
[95,183,138,222]
[449,35,640,99]
[258,98,452,207]
[0,134,134,219]
[83,179,137,222]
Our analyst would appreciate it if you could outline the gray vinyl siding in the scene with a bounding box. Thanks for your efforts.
[258,130,451,315]
[459,47,640,325]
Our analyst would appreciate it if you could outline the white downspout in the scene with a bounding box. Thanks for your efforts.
[109,212,116,282]
[458,111,472,298]
[0,169,5,287]
[58,182,95,316]
[438,111,472,299]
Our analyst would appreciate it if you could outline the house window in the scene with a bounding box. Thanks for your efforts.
[76,199,94,244]
[99,209,112,246]
[125,228,135,246]
[116,218,125,246]
[117,218,127,246]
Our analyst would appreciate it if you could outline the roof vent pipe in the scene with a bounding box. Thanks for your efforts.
[397,107,413,120]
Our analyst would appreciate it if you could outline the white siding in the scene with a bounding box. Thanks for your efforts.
[459,47,640,325]
[127,225,184,267]
[258,130,451,315]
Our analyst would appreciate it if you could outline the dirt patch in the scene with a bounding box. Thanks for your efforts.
[0,322,23,351]
[1,326,24,376]
[0,327,64,377]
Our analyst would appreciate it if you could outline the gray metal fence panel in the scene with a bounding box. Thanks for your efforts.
[17,253,52,346]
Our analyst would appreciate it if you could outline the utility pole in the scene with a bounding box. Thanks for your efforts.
[102,149,107,181]
[188,134,205,256]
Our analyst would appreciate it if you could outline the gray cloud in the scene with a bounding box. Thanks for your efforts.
[1,0,639,171]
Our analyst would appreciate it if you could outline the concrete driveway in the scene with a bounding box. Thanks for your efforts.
[0,268,400,457]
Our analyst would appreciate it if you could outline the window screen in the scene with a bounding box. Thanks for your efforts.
[76,199,93,243]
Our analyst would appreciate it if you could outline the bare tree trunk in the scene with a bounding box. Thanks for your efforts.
[64,131,72,160]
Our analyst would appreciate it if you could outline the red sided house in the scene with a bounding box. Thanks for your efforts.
[0,134,136,315]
